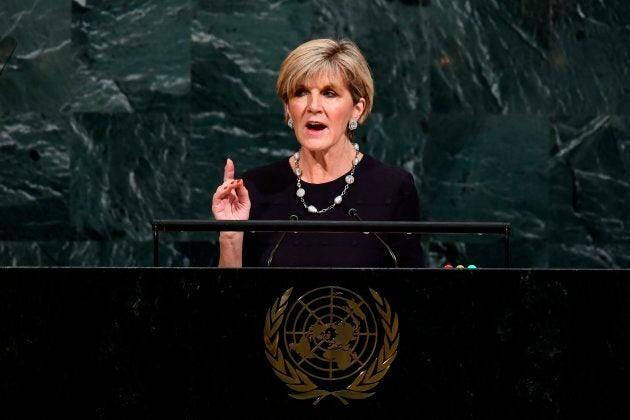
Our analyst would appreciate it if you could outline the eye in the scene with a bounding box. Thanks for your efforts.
[294,88,307,97]
[323,90,337,98]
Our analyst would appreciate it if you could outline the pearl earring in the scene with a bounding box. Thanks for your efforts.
[288,118,294,129]
[348,120,358,130]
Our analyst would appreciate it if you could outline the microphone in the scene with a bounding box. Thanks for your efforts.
[0,36,17,77]
[347,208,398,268]
[266,214,299,267]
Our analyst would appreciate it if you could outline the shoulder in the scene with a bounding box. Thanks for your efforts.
[353,154,419,204]
[242,157,291,180]
[360,154,415,186]
[241,157,294,197]
[349,154,421,220]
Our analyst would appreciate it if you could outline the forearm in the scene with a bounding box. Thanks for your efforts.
[218,232,244,267]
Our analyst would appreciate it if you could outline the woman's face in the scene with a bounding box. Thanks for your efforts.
[286,72,365,153]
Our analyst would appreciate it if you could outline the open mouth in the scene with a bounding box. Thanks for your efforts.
[306,122,327,131]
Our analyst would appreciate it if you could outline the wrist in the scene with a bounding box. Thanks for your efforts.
[218,231,244,268]
[219,231,244,243]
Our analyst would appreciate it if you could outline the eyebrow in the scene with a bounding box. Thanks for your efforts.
[296,82,341,91]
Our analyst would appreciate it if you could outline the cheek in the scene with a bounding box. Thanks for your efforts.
[332,106,354,123]
[288,98,306,112]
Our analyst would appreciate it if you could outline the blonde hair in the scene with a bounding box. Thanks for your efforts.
[276,38,374,124]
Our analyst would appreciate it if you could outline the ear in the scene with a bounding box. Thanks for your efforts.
[284,103,290,121]
[352,98,366,122]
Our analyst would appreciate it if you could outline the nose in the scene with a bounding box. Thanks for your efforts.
[307,92,322,112]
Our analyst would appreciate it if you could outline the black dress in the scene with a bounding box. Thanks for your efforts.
[241,154,424,268]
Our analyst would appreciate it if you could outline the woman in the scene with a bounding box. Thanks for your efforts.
[212,38,423,268]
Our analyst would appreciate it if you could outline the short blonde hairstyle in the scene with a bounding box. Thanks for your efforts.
[276,38,374,123]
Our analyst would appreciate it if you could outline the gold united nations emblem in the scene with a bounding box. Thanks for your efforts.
[263,286,399,405]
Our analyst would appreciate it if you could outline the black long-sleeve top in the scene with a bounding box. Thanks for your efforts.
[241,154,424,268]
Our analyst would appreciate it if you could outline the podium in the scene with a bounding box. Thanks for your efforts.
[2,267,630,419]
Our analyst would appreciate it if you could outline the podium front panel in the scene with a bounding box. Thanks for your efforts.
[1,267,629,419]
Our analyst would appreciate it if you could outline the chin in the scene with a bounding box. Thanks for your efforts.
[297,137,332,151]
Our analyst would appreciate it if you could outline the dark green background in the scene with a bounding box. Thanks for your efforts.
[1,0,628,268]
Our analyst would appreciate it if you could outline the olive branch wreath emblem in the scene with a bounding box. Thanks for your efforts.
[263,287,399,405]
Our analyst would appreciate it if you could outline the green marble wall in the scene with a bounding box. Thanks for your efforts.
[0,0,628,268]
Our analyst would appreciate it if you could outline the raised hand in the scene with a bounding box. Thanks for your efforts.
[211,158,251,221]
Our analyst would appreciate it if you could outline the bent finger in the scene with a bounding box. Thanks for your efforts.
[234,179,250,203]
[213,181,236,201]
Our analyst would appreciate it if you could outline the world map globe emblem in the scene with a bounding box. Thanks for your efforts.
[264,286,400,404]
[284,286,379,381]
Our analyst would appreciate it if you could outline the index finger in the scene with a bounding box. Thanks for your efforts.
[223,158,235,182]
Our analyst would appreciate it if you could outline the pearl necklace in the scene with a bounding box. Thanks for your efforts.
[293,143,360,214]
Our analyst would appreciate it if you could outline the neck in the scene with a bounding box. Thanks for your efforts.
[294,141,358,184]
[293,141,361,214]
